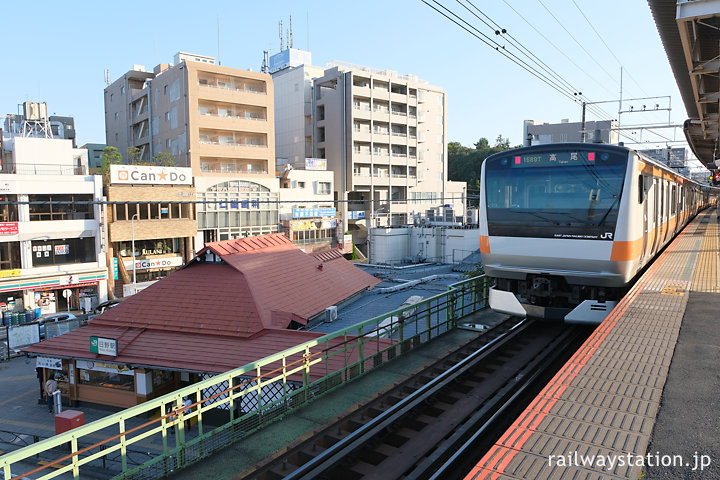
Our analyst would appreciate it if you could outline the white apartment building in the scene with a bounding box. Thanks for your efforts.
[272,51,466,257]
[0,135,108,317]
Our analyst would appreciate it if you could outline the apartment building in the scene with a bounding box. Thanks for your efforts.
[0,131,108,316]
[272,52,465,256]
[105,53,279,246]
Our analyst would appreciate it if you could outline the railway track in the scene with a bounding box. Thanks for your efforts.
[242,318,590,480]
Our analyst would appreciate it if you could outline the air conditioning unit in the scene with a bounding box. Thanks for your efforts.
[325,306,338,323]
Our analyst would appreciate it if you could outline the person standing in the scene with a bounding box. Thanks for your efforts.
[44,374,58,414]
[36,367,44,402]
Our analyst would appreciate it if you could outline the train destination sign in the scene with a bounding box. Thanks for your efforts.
[497,150,615,168]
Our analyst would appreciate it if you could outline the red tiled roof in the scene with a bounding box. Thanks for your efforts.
[23,325,391,379]
[25,233,382,377]
[198,234,380,327]
[92,263,265,337]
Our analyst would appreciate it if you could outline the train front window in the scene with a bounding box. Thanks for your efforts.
[485,148,627,240]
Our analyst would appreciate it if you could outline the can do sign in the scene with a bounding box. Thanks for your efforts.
[111,165,193,185]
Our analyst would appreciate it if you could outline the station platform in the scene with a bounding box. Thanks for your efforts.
[467,207,720,479]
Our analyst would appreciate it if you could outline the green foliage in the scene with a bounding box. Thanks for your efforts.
[126,146,142,165]
[100,146,122,183]
[448,136,518,206]
[152,151,176,166]
[463,263,484,279]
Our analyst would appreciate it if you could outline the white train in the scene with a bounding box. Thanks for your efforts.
[479,143,716,324]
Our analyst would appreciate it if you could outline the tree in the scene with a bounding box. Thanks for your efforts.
[100,146,122,183]
[152,151,176,166]
[447,136,518,206]
[126,146,142,165]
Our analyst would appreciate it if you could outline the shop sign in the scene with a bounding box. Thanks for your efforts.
[0,222,18,235]
[123,256,184,271]
[0,269,21,278]
[54,244,70,255]
[76,359,134,376]
[321,219,337,229]
[290,220,317,231]
[348,211,366,220]
[90,336,118,357]
[293,207,336,218]
[112,258,119,280]
[36,356,63,370]
[305,158,327,170]
[218,200,260,210]
[0,181,15,193]
[111,165,193,185]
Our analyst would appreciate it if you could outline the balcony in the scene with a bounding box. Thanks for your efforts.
[3,163,88,176]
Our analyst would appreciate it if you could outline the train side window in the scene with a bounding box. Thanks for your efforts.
[638,175,645,203]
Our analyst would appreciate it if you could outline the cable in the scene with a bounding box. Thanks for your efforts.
[536,0,619,86]
[423,0,612,121]
[457,0,614,121]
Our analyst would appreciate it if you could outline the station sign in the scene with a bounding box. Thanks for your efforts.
[111,165,193,185]
[293,207,336,218]
[90,336,118,357]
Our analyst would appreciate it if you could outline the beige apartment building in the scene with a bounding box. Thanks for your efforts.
[272,53,465,256]
[105,53,279,247]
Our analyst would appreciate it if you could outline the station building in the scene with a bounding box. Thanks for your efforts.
[23,234,380,409]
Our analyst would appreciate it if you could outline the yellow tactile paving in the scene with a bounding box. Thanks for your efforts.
[692,208,720,293]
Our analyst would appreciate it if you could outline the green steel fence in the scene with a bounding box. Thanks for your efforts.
[0,275,491,480]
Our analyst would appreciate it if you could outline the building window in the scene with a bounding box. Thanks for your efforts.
[31,237,95,267]
[318,182,331,194]
[165,112,170,122]
[114,112,118,120]
[28,194,93,221]
[297,181,305,189]
[0,242,21,270]
[110,93,113,102]
[164,85,168,95]
[0,195,19,222]
[121,86,125,94]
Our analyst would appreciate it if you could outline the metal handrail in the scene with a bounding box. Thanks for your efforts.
[0,276,490,480]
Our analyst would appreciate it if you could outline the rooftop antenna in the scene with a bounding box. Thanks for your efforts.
[217,14,222,65]
[289,15,294,48]
[104,69,110,86]
[261,50,269,73]
[279,20,284,51]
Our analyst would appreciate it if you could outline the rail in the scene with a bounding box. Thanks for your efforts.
[0,276,491,480]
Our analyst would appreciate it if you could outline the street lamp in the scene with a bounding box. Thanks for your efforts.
[131,213,138,285]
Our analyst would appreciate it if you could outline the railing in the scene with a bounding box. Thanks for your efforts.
[198,84,266,95]
[199,112,266,121]
[0,277,490,480]
[3,164,88,176]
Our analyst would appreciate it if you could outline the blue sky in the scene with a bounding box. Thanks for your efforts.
[2,0,688,152]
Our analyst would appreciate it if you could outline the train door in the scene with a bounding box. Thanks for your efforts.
[650,178,660,256]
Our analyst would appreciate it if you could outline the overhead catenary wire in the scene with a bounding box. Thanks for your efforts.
[500,0,618,104]
[421,0,612,121]
[459,0,615,121]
